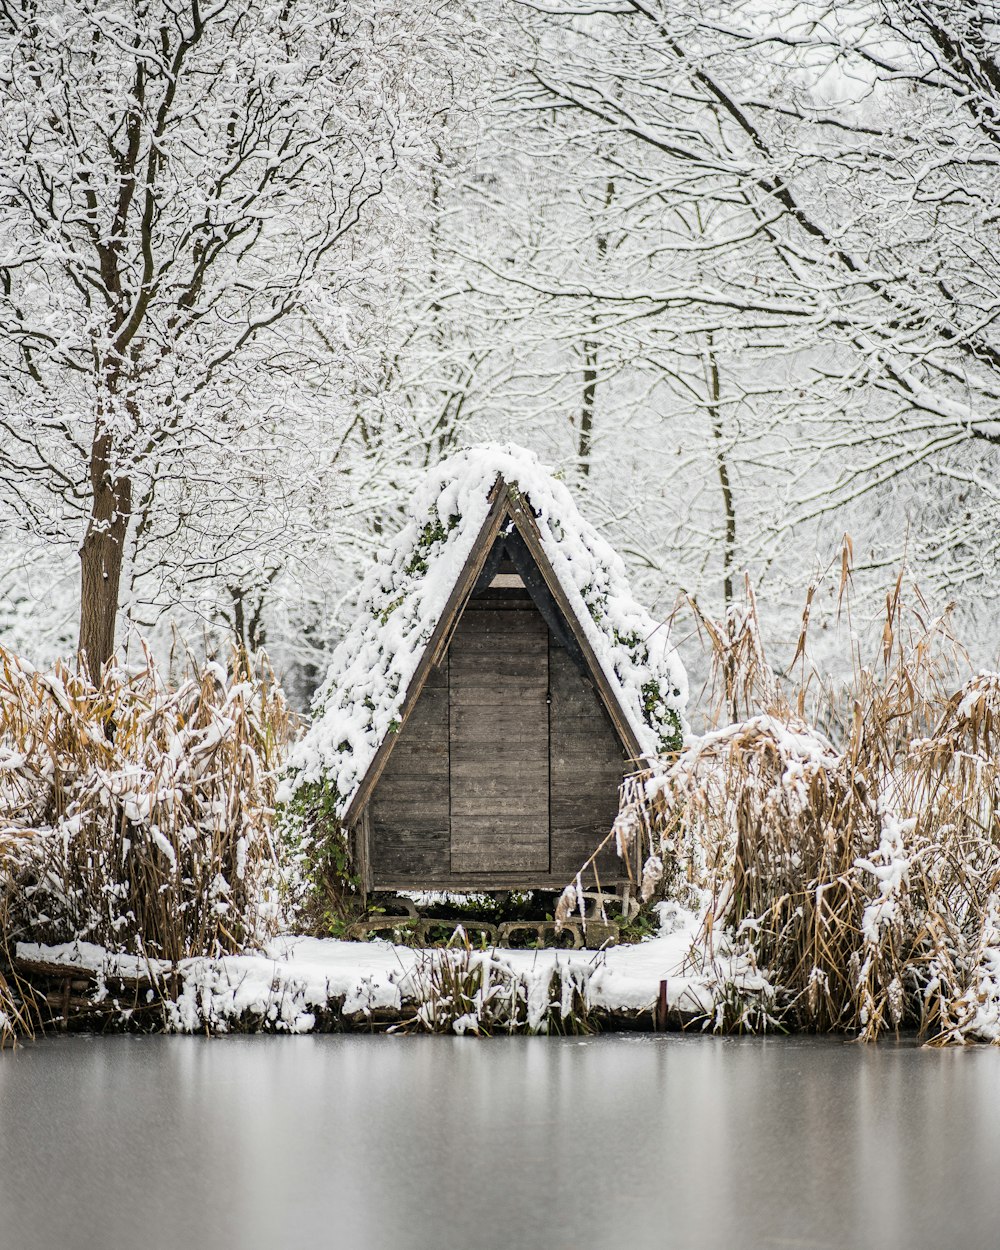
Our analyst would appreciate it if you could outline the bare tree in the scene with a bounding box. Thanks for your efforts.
[418,0,997,649]
[0,0,438,670]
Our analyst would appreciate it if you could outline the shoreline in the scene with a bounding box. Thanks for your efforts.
[7,930,712,1038]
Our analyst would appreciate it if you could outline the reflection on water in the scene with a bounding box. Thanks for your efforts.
[1,1033,998,1250]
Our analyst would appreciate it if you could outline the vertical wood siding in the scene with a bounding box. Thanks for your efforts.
[449,607,550,873]
[369,595,629,888]
[548,641,628,879]
[369,659,450,878]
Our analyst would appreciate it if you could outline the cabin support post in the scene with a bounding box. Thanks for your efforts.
[354,807,373,902]
[620,881,637,921]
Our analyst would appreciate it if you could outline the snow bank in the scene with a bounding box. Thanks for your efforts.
[282,444,687,816]
[17,917,723,1034]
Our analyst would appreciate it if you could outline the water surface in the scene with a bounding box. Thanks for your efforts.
[1,1033,997,1249]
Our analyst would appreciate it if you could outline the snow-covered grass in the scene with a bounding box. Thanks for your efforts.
[613,575,1000,1043]
[0,644,298,971]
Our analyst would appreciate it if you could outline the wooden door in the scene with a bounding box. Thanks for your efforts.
[449,606,550,873]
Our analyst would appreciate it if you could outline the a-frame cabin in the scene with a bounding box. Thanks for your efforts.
[354,483,641,892]
[289,446,687,899]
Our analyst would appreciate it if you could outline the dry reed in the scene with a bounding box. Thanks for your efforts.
[0,643,296,981]
[0,832,35,1047]
[401,934,596,1035]
[580,558,1000,1040]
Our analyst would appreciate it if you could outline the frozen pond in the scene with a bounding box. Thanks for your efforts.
[1,1033,998,1250]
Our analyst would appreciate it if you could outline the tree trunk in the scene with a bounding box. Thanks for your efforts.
[705,335,736,613]
[78,428,131,675]
[577,178,615,477]
[579,339,597,475]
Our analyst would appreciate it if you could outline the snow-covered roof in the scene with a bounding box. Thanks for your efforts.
[283,444,688,820]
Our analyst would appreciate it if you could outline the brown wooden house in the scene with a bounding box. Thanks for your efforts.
[292,449,687,901]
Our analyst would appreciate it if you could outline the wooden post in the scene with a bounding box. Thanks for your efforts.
[656,978,668,1032]
[355,807,373,900]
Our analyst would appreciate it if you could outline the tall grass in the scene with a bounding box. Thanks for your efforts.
[0,831,34,1047]
[0,644,296,977]
[605,563,1000,1040]
[401,936,597,1035]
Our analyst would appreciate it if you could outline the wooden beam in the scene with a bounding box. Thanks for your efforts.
[371,874,633,892]
[355,805,373,896]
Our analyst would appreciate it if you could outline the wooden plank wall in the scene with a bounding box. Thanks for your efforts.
[369,659,450,878]
[449,607,550,873]
[368,594,629,889]
[548,641,628,880]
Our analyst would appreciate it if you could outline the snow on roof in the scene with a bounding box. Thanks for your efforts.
[282,444,688,818]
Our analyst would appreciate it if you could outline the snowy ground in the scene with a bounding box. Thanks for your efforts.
[16,909,720,1035]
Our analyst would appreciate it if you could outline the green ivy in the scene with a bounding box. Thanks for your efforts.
[377,594,405,625]
[581,579,610,627]
[404,514,461,577]
[613,628,643,651]
[279,781,360,930]
[660,707,684,753]
[639,679,684,753]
